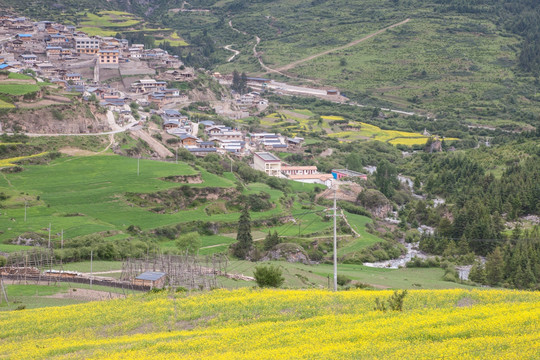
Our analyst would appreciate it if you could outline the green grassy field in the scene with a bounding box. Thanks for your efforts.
[205,0,539,130]
[79,11,141,28]
[221,260,468,290]
[0,83,40,95]
[0,155,241,244]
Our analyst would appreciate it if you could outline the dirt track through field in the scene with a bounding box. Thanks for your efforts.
[130,129,173,158]
[274,18,410,72]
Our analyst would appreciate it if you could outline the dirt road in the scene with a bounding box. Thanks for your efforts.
[274,18,410,72]
[130,129,173,158]
[224,44,240,62]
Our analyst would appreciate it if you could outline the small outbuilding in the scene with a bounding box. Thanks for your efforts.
[133,271,167,289]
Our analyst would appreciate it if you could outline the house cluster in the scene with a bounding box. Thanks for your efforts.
[250,132,304,151]
[131,79,187,107]
[0,14,183,82]
[252,152,368,188]
[235,91,268,111]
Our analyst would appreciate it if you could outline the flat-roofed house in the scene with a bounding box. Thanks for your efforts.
[75,37,100,54]
[331,169,368,181]
[20,54,37,64]
[288,174,334,188]
[253,152,281,176]
[281,166,318,176]
[98,49,119,64]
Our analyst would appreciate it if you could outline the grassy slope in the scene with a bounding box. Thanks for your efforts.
[0,155,237,243]
[0,288,538,359]
[208,0,537,128]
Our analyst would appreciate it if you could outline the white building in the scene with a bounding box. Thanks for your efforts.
[253,152,281,176]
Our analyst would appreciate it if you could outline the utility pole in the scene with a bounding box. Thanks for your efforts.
[48,223,51,248]
[333,188,338,291]
[0,278,8,305]
[90,250,93,287]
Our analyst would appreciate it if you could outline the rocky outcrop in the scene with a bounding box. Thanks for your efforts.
[262,243,311,264]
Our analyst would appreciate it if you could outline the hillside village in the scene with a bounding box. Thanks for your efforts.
[0,14,372,188]
[0,1,538,358]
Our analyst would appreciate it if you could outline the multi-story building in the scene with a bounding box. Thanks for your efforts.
[98,49,119,64]
[253,152,281,176]
[75,37,100,54]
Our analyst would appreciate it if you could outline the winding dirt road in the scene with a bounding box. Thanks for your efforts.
[274,18,410,73]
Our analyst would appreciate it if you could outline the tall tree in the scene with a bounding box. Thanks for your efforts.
[233,205,253,259]
[485,247,504,285]
[232,70,241,93]
[374,159,399,198]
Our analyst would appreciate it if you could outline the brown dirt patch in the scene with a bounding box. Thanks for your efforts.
[59,147,99,156]
[456,297,478,307]
[45,288,126,301]
[16,100,64,108]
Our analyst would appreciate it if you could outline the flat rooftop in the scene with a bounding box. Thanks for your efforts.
[255,152,281,162]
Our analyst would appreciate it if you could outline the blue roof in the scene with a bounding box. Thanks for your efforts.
[164,109,181,116]
[246,77,269,82]
[17,34,32,37]
[135,271,166,281]
[179,134,197,140]
[188,147,217,152]
[0,64,10,69]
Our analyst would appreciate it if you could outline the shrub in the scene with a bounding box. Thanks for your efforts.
[51,109,64,121]
[374,290,408,312]
[253,265,285,288]
[0,255,6,266]
[176,232,201,255]
[336,274,352,286]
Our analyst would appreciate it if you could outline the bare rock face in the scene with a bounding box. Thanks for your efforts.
[262,243,311,264]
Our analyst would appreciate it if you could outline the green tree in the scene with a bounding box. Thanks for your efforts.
[253,265,285,288]
[485,247,504,285]
[233,205,253,259]
[263,231,280,251]
[374,160,399,198]
[176,232,202,255]
[232,70,241,92]
[469,261,486,284]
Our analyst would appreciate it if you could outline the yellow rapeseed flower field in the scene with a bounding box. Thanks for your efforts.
[0,288,538,359]
[0,152,48,167]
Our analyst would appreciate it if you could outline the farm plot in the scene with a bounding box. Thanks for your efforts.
[0,84,40,95]
[0,288,538,359]
[0,155,240,243]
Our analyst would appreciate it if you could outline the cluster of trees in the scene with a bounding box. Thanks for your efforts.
[423,154,539,222]
[469,227,540,290]
[231,70,248,94]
